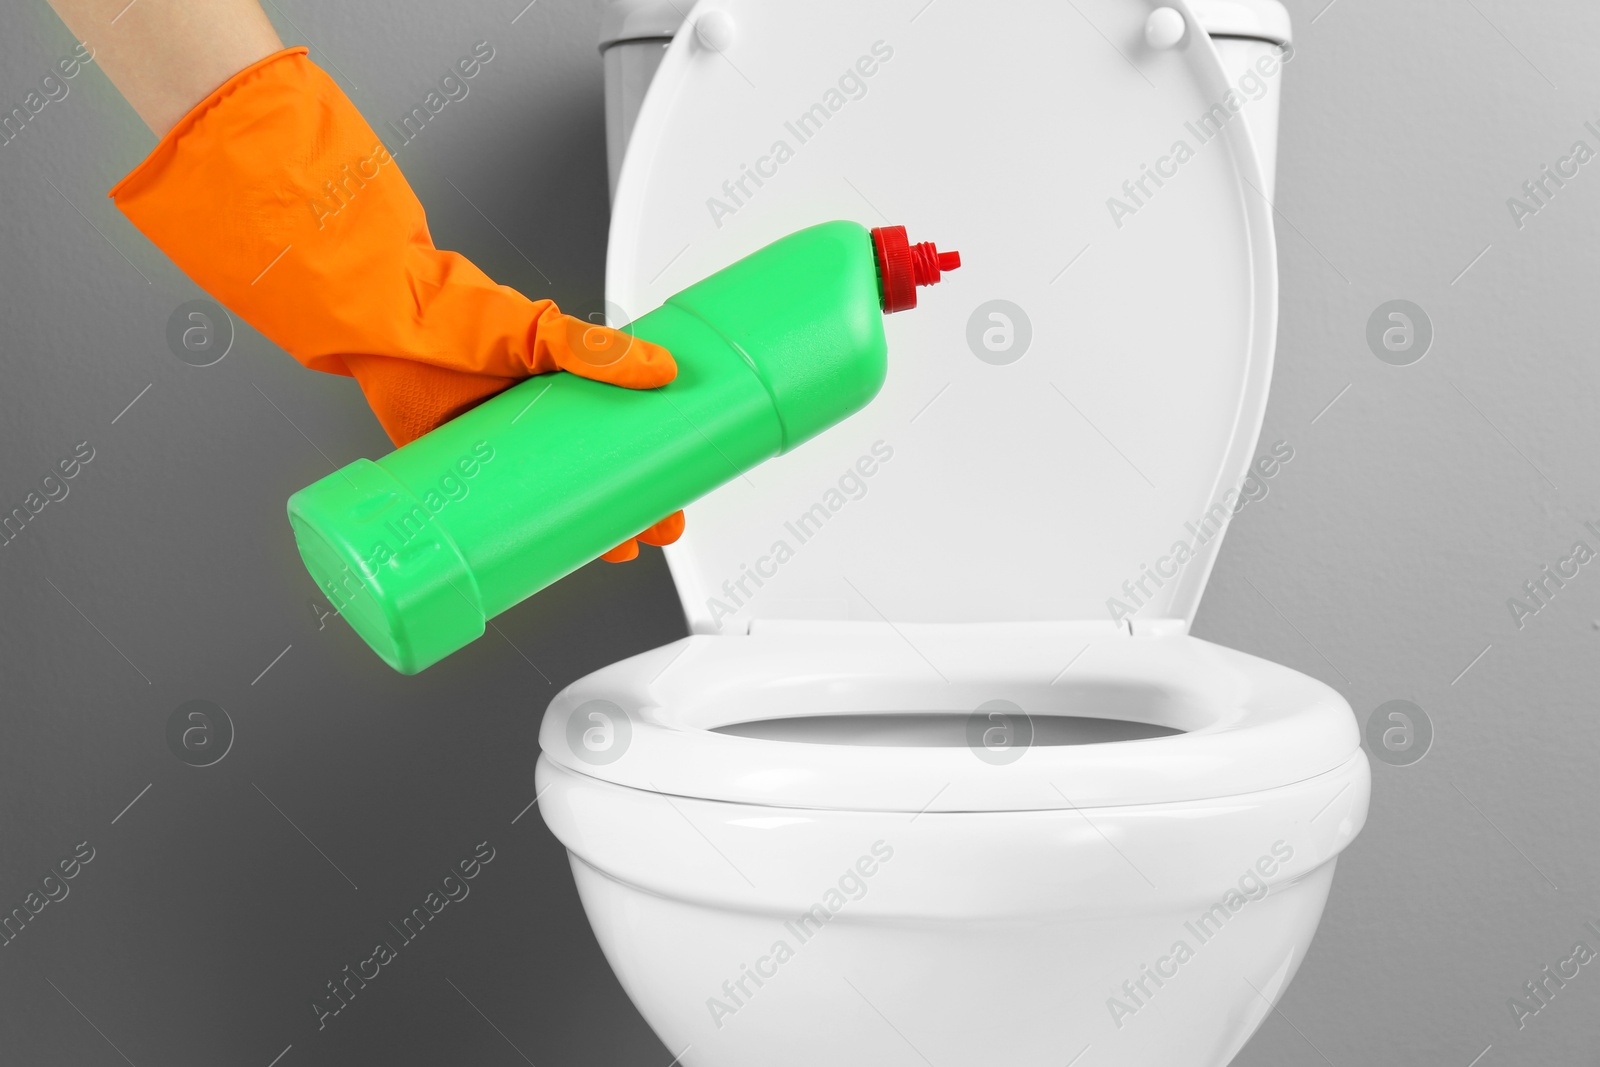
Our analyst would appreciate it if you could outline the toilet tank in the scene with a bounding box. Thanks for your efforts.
[599,0,1291,204]
[1192,0,1292,202]
[598,0,682,202]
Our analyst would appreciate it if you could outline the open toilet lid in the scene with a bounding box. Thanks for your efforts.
[607,0,1278,633]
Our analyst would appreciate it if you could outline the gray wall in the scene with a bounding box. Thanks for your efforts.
[0,1,1595,1065]
[1212,3,1600,1065]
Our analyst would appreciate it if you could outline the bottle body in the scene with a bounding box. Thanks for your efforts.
[289,220,890,673]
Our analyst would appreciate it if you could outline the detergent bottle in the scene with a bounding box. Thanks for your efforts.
[288,220,959,673]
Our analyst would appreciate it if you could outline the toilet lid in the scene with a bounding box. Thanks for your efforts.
[607,0,1278,633]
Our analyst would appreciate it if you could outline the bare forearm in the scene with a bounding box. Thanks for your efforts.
[46,0,283,135]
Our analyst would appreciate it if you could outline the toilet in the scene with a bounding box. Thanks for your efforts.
[537,2,1369,1065]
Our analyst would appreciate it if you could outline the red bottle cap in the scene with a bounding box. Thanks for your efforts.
[872,225,961,313]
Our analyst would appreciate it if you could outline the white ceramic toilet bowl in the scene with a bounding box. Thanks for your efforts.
[542,1,1368,1062]
[537,623,1369,1067]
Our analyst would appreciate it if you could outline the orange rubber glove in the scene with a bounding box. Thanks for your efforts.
[109,46,681,561]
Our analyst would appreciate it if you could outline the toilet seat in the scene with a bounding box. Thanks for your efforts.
[539,622,1360,812]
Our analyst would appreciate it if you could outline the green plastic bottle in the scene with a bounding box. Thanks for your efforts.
[288,220,959,673]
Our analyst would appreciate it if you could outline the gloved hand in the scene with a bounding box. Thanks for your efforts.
[599,511,686,562]
[109,46,682,562]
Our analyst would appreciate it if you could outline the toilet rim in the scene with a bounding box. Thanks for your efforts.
[537,623,1363,813]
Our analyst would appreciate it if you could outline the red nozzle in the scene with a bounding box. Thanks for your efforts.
[872,225,961,313]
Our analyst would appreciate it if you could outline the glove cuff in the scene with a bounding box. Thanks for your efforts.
[109,46,312,202]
